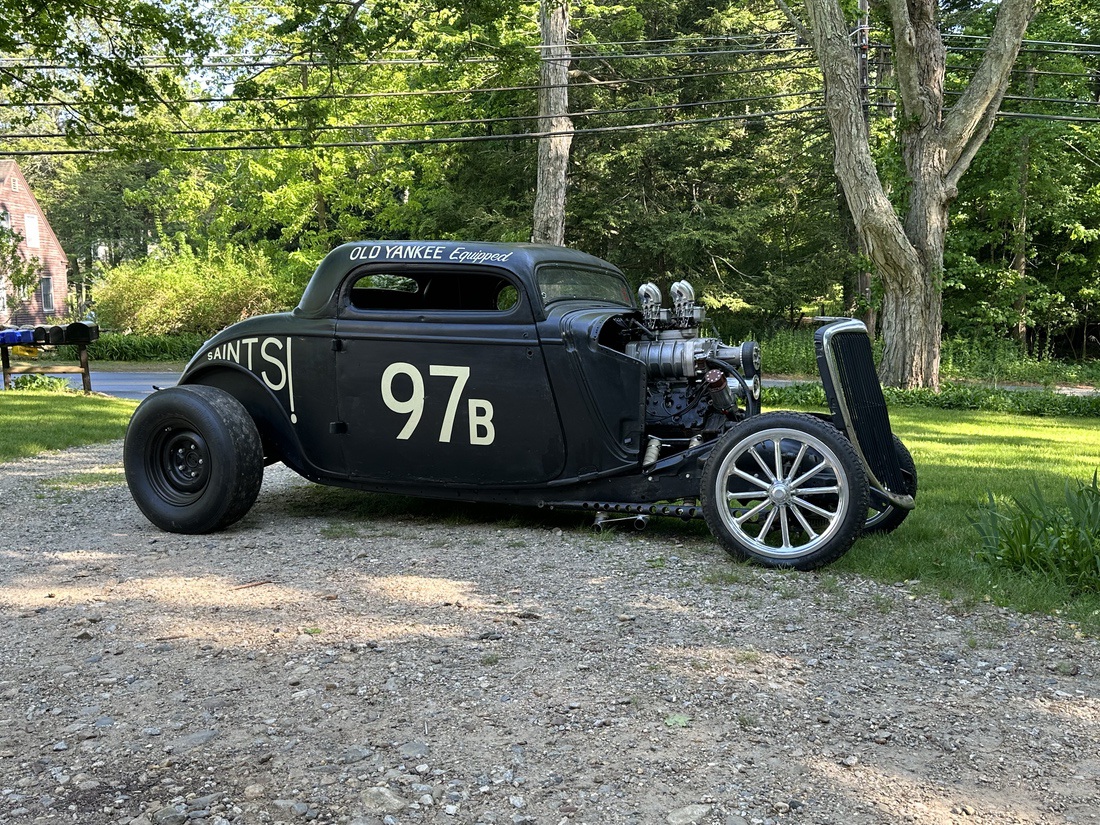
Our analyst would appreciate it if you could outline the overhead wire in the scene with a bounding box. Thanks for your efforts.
[0,45,813,72]
[0,106,830,156]
[0,90,825,141]
[0,62,821,109]
[2,33,1097,155]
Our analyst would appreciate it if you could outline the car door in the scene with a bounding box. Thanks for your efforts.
[333,266,566,486]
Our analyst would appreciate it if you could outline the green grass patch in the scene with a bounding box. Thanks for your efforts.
[834,408,1100,632]
[0,391,137,461]
[42,469,126,489]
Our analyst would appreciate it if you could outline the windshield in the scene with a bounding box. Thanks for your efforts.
[536,265,634,308]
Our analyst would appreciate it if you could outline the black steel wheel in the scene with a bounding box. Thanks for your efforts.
[864,434,917,534]
[701,411,868,570]
[124,385,264,533]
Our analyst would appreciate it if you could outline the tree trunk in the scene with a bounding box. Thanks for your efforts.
[531,0,571,246]
[798,0,1034,388]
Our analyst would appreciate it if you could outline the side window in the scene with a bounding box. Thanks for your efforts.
[496,284,519,311]
[349,273,420,310]
[346,270,523,314]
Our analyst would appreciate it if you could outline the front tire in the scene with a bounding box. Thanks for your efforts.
[701,412,868,570]
[864,434,917,534]
[124,385,264,533]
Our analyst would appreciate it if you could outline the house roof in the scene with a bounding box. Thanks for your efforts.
[0,158,69,265]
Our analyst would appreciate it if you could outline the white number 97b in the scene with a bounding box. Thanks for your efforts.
[380,362,495,445]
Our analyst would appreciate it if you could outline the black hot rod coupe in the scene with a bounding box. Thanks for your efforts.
[124,241,916,570]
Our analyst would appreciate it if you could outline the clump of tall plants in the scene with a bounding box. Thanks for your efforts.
[92,237,299,336]
[974,473,1100,595]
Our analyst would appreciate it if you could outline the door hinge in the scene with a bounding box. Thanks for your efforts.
[331,338,344,352]
[329,421,348,434]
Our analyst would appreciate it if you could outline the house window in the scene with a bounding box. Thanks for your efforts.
[40,276,54,313]
[24,213,39,248]
[0,209,9,229]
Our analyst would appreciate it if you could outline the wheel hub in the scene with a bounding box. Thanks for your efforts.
[768,481,792,505]
[160,430,210,496]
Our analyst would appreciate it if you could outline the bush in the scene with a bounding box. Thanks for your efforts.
[763,381,1100,418]
[56,332,209,363]
[12,374,71,392]
[974,474,1100,595]
[92,239,299,336]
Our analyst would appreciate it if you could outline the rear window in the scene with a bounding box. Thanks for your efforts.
[537,265,633,308]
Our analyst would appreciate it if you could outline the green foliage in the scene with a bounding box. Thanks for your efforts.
[0,225,42,311]
[941,335,1100,386]
[974,474,1100,595]
[0,0,211,128]
[764,381,1100,418]
[55,332,208,362]
[92,239,298,335]
[11,374,70,392]
[750,328,820,376]
[943,2,1100,356]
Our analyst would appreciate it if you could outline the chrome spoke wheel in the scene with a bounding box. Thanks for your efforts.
[702,412,868,570]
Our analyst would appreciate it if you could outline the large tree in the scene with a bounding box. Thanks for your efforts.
[785,0,1036,388]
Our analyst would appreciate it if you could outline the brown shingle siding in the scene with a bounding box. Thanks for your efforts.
[0,160,69,325]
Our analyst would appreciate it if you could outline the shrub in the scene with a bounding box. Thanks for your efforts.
[56,332,209,363]
[92,239,299,336]
[763,381,1100,418]
[974,474,1100,595]
[12,374,71,392]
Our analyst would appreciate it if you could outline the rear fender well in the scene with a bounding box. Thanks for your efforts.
[180,364,300,467]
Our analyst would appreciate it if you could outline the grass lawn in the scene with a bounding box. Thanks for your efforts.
[834,407,1100,631]
[0,390,137,461]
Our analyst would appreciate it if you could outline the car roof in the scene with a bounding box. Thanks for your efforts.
[295,240,624,318]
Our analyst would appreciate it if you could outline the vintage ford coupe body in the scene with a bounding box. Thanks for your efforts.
[124,241,916,569]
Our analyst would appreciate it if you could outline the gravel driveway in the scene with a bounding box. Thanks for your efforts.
[1,441,1097,825]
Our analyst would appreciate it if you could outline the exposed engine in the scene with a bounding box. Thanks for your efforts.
[626,280,761,440]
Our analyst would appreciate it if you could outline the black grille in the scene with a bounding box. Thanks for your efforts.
[815,324,906,494]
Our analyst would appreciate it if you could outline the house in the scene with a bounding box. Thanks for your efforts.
[0,160,69,326]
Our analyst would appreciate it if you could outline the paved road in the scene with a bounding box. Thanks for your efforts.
[62,371,179,400]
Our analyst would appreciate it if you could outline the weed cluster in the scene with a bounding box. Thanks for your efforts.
[974,474,1100,595]
[11,374,71,392]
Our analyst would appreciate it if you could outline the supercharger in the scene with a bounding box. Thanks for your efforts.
[626,281,761,431]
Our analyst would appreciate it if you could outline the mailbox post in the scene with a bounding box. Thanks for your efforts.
[0,323,98,392]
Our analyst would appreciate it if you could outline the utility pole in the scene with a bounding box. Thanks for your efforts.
[531,0,572,246]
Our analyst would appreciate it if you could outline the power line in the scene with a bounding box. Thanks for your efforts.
[0,106,829,156]
[996,111,1100,123]
[944,33,1100,51]
[1,91,824,141]
[947,64,1100,81]
[0,62,821,109]
[0,45,814,72]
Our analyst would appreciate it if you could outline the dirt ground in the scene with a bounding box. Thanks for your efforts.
[1,441,1097,825]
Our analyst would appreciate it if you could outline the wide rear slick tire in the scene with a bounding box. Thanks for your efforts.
[702,412,869,570]
[124,385,264,534]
